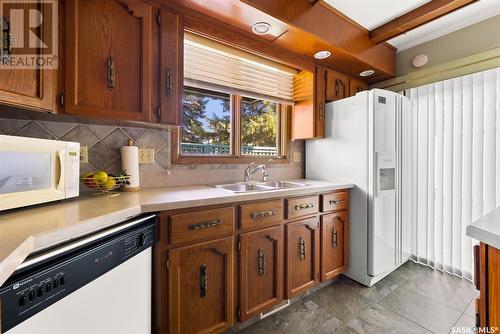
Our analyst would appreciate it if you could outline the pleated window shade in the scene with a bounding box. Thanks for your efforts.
[404,67,500,279]
[184,36,296,103]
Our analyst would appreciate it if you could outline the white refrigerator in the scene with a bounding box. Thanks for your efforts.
[306,89,412,287]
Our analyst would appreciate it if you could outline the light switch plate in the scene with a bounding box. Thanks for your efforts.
[293,151,301,162]
[139,148,155,164]
[80,146,88,163]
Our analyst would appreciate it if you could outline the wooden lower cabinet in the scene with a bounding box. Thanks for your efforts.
[155,192,350,333]
[475,242,500,331]
[239,225,284,322]
[285,217,320,298]
[320,211,349,281]
[168,236,234,334]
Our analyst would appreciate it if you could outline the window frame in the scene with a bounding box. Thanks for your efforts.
[172,91,291,165]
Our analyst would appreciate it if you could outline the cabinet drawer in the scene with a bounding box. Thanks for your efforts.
[239,200,283,230]
[321,191,349,212]
[286,195,319,220]
[169,207,234,245]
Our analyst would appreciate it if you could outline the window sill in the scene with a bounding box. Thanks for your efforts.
[171,155,289,165]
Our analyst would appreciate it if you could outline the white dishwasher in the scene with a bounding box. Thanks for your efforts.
[0,214,156,334]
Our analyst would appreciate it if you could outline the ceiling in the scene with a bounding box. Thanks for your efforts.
[324,0,500,52]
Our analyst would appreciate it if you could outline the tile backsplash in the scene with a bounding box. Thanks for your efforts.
[0,118,170,175]
[0,118,304,188]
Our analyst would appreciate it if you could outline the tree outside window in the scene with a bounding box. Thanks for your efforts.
[181,86,281,157]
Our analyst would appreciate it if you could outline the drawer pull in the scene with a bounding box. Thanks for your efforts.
[299,236,306,261]
[329,199,344,205]
[188,219,222,230]
[257,248,265,276]
[200,264,208,298]
[251,210,274,219]
[332,228,338,248]
[295,203,314,211]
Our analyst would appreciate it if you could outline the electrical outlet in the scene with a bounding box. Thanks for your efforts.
[80,146,88,164]
[293,151,301,162]
[139,148,155,164]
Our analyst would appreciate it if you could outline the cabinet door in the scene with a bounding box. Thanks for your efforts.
[314,66,326,138]
[320,211,349,281]
[0,2,55,112]
[168,236,234,334]
[325,70,348,102]
[286,217,319,298]
[65,0,153,121]
[291,68,325,139]
[349,78,368,97]
[155,8,182,125]
[239,225,284,321]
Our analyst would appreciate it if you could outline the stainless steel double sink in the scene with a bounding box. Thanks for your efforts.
[214,181,308,193]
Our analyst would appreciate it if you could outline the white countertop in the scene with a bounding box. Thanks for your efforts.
[0,179,352,286]
[466,206,500,250]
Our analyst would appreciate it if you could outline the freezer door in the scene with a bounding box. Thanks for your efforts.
[368,90,398,277]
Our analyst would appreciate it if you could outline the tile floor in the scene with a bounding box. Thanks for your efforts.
[235,261,477,334]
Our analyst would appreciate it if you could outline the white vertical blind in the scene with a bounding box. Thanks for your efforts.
[404,67,500,279]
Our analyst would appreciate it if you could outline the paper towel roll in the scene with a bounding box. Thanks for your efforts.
[121,143,140,190]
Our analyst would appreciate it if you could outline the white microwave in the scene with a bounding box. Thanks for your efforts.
[0,135,80,211]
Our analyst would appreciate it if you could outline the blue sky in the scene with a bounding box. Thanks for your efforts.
[202,98,228,131]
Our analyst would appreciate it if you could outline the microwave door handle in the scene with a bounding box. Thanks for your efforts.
[55,150,63,190]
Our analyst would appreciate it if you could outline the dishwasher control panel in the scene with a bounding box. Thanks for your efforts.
[0,217,156,332]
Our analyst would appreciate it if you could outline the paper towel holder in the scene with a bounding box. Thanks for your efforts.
[121,139,141,192]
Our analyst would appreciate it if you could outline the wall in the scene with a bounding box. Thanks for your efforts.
[395,15,500,76]
[0,118,304,190]
[373,15,500,91]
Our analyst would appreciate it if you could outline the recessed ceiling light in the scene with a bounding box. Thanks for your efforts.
[360,69,375,77]
[314,50,331,59]
[252,22,271,35]
[412,54,428,68]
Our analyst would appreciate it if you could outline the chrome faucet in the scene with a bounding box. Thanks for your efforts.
[243,159,273,182]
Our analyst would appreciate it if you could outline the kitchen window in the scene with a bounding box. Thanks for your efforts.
[172,33,296,164]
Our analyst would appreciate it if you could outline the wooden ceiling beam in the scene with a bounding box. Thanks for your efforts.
[369,0,478,43]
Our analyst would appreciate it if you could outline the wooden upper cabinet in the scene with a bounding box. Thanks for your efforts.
[155,7,182,125]
[292,67,325,140]
[314,66,326,138]
[0,2,55,112]
[325,69,349,102]
[286,217,320,298]
[168,236,234,334]
[64,0,153,121]
[349,78,368,97]
[239,225,284,322]
[320,211,349,281]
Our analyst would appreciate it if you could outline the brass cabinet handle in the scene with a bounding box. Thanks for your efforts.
[188,219,222,230]
[107,56,116,90]
[251,210,274,219]
[299,236,306,261]
[294,203,314,211]
[166,68,173,96]
[1,17,11,56]
[335,79,345,96]
[329,199,344,205]
[257,248,265,276]
[200,264,208,298]
[319,102,325,120]
[332,228,338,248]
